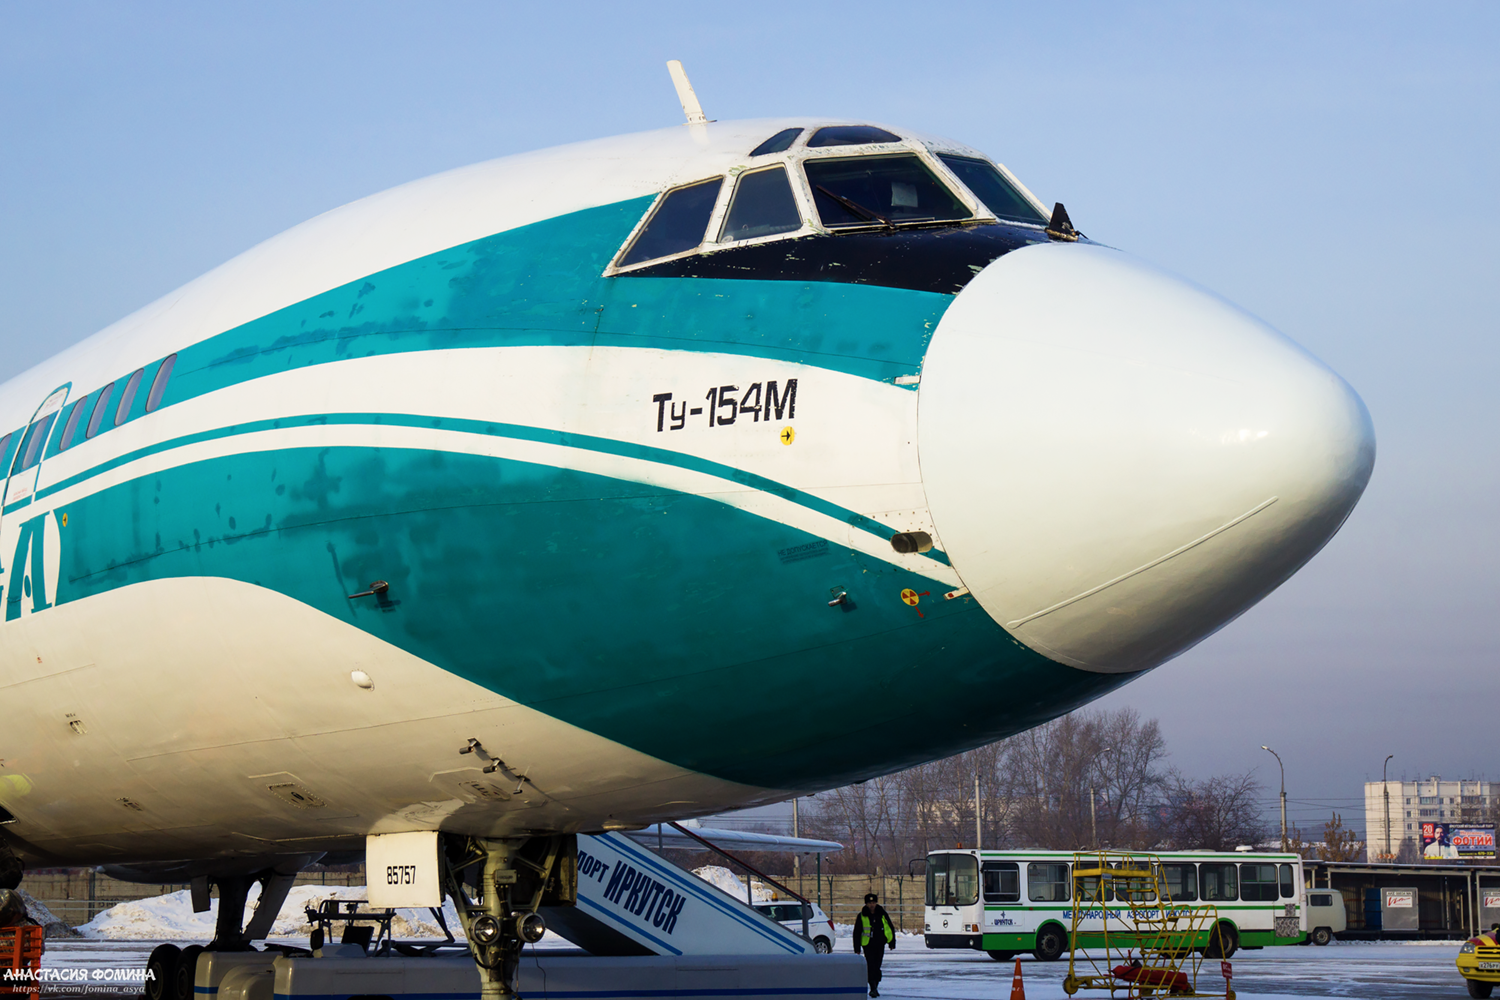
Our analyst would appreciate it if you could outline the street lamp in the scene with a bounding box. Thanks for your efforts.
[1262,746,1287,852]
[1088,748,1115,850]
[1383,755,1395,862]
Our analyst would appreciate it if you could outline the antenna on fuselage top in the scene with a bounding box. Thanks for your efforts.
[666,60,710,125]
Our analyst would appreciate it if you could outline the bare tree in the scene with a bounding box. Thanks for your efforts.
[1156,771,1267,850]
[1318,812,1365,862]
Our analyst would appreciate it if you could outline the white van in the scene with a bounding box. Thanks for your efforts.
[1304,888,1347,945]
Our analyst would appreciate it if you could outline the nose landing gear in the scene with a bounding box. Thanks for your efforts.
[439,834,577,1000]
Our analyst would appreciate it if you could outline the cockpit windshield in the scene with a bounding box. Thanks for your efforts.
[938,155,1046,225]
[619,177,724,267]
[807,125,901,147]
[805,154,971,229]
[720,166,802,242]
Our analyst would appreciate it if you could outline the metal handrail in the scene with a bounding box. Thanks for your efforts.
[667,821,812,941]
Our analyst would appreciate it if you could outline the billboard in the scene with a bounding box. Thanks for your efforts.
[1421,823,1496,859]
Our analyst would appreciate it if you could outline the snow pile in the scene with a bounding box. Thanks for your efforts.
[691,866,772,902]
[79,884,461,942]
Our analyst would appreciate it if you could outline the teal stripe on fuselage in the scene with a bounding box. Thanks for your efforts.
[150,199,948,425]
[21,412,946,566]
[47,443,1129,788]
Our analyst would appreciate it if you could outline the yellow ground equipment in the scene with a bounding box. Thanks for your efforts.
[1061,851,1233,999]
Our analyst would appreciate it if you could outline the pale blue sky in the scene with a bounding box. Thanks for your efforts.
[3,2,1497,836]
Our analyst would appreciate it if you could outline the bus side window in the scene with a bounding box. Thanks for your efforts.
[1201,863,1238,901]
[1162,863,1197,902]
[1239,864,1278,902]
[981,861,1019,903]
[1027,862,1070,903]
[1279,863,1296,899]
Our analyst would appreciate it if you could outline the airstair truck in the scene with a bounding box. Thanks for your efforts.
[197,833,863,1000]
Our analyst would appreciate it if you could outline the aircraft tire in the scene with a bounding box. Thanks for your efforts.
[172,945,204,1000]
[144,944,181,1000]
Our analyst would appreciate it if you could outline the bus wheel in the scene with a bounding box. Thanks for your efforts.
[986,950,1016,961]
[1311,927,1332,946]
[1467,979,1494,999]
[1202,922,1238,959]
[1033,925,1066,962]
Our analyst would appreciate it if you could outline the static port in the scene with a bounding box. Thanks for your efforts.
[890,531,933,554]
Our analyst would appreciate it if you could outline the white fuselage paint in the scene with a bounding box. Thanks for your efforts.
[0,117,1374,872]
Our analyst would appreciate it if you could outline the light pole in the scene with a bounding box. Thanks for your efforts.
[1088,748,1115,850]
[1262,746,1287,852]
[1383,755,1395,862]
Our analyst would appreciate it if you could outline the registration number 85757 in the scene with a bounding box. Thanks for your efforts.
[385,865,418,885]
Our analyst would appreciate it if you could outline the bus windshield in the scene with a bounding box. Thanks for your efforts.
[926,853,979,907]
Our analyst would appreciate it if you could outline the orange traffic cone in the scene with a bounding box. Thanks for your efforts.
[1009,957,1025,1000]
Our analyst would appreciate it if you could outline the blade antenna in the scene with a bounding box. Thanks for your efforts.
[666,60,710,125]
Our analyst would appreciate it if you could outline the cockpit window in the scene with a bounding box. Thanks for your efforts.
[750,128,802,156]
[807,125,901,147]
[804,155,971,229]
[720,166,802,243]
[938,155,1046,225]
[619,178,724,267]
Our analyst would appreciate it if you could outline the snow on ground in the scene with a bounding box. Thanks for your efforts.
[78,884,462,942]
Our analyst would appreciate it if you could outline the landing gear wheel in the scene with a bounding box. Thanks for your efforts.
[1201,922,1238,959]
[1467,979,1494,999]
[1311,926,1332,946]
[172,945,204,1000]
[144,944,181,1000]
[986,949,1016,961]
[813,937,832,954]
[1033,925,1066,962]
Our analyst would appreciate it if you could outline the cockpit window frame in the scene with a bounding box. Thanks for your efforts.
[605,126,1046,276]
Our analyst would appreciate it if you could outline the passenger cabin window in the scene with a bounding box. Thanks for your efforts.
[925,853,978,907]
[750,128,802,156]
[1027,862,1070,902]
[720,166,802,243]
[937,154,1047,225]
[86,383,114,439]
[58,400,85,452]
[1240,863,1278,902]
[1162,863,1198,902]
[115,368,145,426]
[1279,864,1296,898]
[146,353,176,413]
[981,861,1020,903]
[1309,892,1334,907]
[1200,863,1238,901]
[807,125,901,147]
[804,155,970,229]
[618,178,724,267]
[12,413,58,475]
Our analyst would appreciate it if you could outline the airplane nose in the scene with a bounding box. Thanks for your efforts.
[918,243,1375,674]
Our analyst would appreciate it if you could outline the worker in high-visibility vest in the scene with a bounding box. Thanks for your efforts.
[852,893,895,997]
